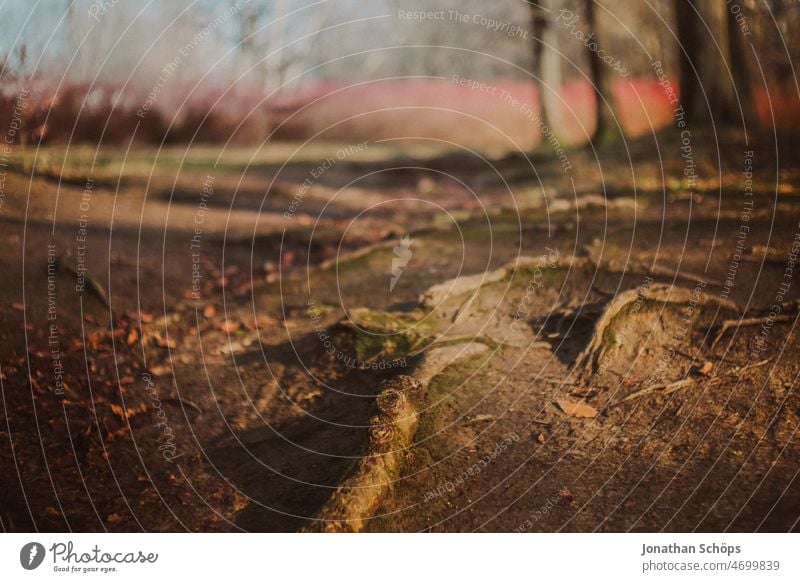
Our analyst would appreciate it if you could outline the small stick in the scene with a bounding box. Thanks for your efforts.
[712,313,798,349]
[57,258,111,308]
[615,377,696,405]
[728,356,776,375]
[162,397,203,414]
[540,377,580,386]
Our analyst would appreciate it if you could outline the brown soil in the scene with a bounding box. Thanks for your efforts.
[1,132,798,532]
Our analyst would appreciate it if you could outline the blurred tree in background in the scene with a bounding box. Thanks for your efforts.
[0,0,798,146]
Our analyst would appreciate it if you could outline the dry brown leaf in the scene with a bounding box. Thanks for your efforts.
[555,398,598,419]
[110,402,146,420]
[698,361,714,375]
[558,488,575,506]
[220,320,240,333]
[155,336,177,349]
[150,364,171,376]
[106,513,123,524]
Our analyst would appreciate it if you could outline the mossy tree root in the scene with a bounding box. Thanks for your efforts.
[571,284,739,378]
[303,375,423,532]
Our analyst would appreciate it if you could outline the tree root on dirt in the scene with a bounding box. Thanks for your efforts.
[599,257,710,288]
[303,375,423,533]
[582,241,712,287]
[419,254,586,309]
[56,256,111,308]
[571,284,739,378]
[730,356,775,374]
[614,356,777,406]
[161,397,204,414]
[614,377,700,405]
[303,342,489,532]
[710,313,799,348]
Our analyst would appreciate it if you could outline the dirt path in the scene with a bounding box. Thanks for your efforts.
[1,134,799,532]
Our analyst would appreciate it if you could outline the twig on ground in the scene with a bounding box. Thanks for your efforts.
[728,356,776,375]
[162,397,204,414]
[57,257,111,308]
[615,377,697,405]
[540,377,580,386]
[711,314,798,349]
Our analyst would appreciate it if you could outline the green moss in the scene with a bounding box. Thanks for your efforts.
[602,325,618,351]
[512,263,562,283]
[330,307,435,363]
[414,349,494,451]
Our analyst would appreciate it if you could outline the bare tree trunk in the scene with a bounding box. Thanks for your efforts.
[675,0,737,124]
[585,0,618,143]
[727,4,756,127]
[531,0,562,135]
[532,0,619,146]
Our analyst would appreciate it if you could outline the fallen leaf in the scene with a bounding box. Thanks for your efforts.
[106,513,123,524]
[219,341,245,355]
[150,365,171,376]
[555,398,598,419]
[622,375,641,387]
[281,250,296,266]
[220,320,240,333]
[155,336,177,349]
[698,361,714,375]
[236,280,255,294]
[110,402,147,420]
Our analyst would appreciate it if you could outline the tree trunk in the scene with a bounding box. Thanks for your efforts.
[531,0,562,135]
[585,0,618,143]
[727,3,757,128]
[675,0,738,124]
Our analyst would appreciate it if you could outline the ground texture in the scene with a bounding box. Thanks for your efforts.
[1,132,799,532]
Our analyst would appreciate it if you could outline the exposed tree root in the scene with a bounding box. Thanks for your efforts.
[303,341,489,532]
[583,242,712,287]
[615,377,699,404]
[56,256,111,308]
[614,356,777,405]
[711,313,799,348]
[419,254,586,309]
[303,375,423,533]
[318,239,395,271]
[571,284,739,378]
[161,397,204,414]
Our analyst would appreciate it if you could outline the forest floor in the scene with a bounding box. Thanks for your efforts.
[1,130,799,532]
